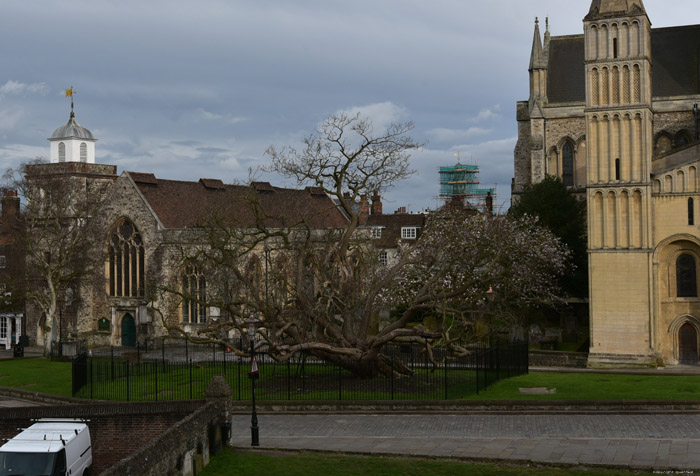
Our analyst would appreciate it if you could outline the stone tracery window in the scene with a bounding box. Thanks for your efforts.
[107,219,145,298]
[182,265,206,324]
[562,141,574,187]
[677,253,698,298]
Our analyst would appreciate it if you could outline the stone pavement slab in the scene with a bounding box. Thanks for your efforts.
[230,414,700,473]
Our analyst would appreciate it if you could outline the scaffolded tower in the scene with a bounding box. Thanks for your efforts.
[438,163,495,211]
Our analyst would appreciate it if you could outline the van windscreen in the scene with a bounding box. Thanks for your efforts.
[0,451,57,476]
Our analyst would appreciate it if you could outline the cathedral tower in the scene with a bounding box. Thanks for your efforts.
[584,0,656,366]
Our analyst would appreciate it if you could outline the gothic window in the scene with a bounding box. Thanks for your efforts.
[676,131,692,147]
[182,266,206,324]
[613,38,618,58]
[615,159,621,181]
[677,254,698,298]
[655,134,673,156]
[58,142,66,162]
[107,219,145,298]
[80,143,87,162]
[689,198,695,226]
[562,142,574,187]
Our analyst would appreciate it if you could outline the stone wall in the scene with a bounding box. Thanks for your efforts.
[529,350,589,368]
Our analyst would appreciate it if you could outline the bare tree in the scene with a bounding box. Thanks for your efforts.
[5,160,107,355]
[154,113,569,376]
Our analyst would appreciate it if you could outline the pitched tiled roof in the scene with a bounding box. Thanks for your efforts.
[547,35,586,104]
[365,213,425,247]
[126,173,348,229]
[652,26,700,97]
[546,25,700,104]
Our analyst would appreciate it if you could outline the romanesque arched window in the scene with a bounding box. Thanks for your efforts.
[58,142,66,162]
[107,219,145,298]
[562,141,574,187]
[182,266,206,323]
[677,254,698,298]
[80,143,87,162]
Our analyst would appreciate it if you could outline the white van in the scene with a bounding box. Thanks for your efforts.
[0,419,92,476]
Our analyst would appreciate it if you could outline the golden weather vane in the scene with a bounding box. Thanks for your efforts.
[65,85,75,116]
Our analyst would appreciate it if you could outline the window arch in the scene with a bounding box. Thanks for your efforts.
[676,130,692,148]
[80,143,87,162]
[677,253,698,298]
[107,219,145,298]
[182,266,206,323]
[562,141,574,187]
[58,142,66,162]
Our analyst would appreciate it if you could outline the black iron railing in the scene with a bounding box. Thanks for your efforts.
[72,339,528,401]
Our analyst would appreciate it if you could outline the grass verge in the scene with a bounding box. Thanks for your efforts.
[466,371,700,400]
[200,450,657,476]
[0,358,72,396]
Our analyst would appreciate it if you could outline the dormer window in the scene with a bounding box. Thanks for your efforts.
[371,227,384,239]
[401,227,418,240]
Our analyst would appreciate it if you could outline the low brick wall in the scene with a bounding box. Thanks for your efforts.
[0,378,233,476]
[529,350,588,368]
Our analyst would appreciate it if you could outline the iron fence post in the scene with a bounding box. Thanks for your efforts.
[189,359,193,400]
[287,360,291,401]
[155,362,158,401]
[443,358,448,400]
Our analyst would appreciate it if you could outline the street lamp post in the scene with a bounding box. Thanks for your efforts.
[245,313,260,446]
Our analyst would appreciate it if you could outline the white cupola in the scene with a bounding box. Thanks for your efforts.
[48,111,97,164]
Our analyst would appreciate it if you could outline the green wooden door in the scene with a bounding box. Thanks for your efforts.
[121,313,136,347]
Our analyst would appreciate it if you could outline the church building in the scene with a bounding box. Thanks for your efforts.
[25,110,348,351]
[514,0,700,366]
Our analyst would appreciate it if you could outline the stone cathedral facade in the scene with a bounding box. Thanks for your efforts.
[514,0,700,367]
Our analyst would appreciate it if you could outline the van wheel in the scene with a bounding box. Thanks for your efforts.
[83,468,91,476]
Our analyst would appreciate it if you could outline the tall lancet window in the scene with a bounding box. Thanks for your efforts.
[58,142,66,162]
[677,254,698,298]
[562,142,574,187]
[80,143,87,162]
[181,266,206,324]
[108,219,145,298]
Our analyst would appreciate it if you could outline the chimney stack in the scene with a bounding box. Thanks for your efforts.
[371,192,382,216]
[1,190,19,229]
[358,194,369,224]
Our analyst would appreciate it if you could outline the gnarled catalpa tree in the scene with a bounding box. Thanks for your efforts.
[154,113,570,376]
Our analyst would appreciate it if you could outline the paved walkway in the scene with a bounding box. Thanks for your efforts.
[230,413,700,472]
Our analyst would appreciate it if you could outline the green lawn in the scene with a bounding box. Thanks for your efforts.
[200,450,656,476]
[466,371,700,400]
[2,358,700,402]
[0,358,72,396]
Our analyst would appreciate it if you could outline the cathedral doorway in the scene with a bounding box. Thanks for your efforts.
[679,323,699,365]
[121,313,136,347]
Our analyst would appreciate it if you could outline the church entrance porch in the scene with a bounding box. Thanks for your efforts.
[679,323,699,365]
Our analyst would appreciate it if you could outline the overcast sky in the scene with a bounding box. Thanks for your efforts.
[0,0,697,213]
